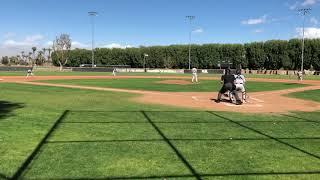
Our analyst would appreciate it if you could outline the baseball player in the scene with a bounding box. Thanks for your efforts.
[297,71,303,81]
[112,68,117,76]
[191,67,198,83]
[215,68,242,105]
[26,68,34,78]
[234,69,246,102]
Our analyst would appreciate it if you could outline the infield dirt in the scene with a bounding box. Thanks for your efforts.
[1,75,320,113]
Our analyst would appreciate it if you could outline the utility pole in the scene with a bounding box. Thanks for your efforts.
[298,8,311,79]
[144,54,149,72]
[88,11,98,67]
[186,15,195,70]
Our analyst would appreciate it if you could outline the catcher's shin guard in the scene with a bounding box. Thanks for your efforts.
[242,91,247,102]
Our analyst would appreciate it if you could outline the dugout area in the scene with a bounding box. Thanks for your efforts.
[10,110,320,179]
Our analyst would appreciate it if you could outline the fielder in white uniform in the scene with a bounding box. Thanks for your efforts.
[191,68,198,83]
[112,68,117,76]
[234,69,246,102]
[26,69,34,78]
[297,71,303,81]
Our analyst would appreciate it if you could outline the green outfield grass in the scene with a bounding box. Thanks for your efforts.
[287,89,320,103]
[41,78,307,92]
[0,83,319,179]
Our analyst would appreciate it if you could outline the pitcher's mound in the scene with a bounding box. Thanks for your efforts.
[157,80,192,85]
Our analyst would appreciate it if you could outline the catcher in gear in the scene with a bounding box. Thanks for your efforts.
[215,68,242,105]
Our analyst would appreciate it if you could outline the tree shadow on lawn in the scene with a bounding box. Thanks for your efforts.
[0,101,24,121]
[0,101,24,179]
[283,83,304,86]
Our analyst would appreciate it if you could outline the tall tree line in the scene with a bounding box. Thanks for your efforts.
[51,39,320,70]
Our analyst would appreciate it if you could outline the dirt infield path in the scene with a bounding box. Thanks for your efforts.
[1,75,320,113]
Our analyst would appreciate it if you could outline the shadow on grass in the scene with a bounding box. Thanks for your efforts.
[0,172,9,180]
[0,101,24,179]
[0,101,24,121]
[283,83,301,86]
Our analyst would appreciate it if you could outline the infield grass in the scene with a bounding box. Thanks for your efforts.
[41,78,307,92]
[287,89,320,103]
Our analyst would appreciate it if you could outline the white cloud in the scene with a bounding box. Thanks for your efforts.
[253,29,264,33]
[25,34,44,42]
[3,32,16,39]
[302,0,318,6]
[2,40,31,47]
[100,43,132,49]
[287,0,320,10]
[0,34,47,56]
[241,15,267,25]
[46,41,53,46]
[72,41,90,49]
[296,27,320,38]
[310,17,318,25]
[288,0,318,10]
[289,1,299,10]
[1,34,45,49]
[192,28,204,33]
[0,35,134,56]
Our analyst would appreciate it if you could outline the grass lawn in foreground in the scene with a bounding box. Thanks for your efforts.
[22,111,320,179]
[0,83,319,179]
[0,83,184,179]
[41,78,307,92]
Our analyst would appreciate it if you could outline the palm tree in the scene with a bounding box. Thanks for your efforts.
[28,52,32,65]
[21,51,25,61]
[31,47,37,63]
[47,48,52,62]
[42,48,46,61]
[37,51,44,65]
[23,55,28,64]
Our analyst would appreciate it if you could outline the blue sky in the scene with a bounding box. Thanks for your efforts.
[1,0,320,56]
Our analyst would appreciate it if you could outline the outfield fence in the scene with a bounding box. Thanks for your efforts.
[0,65,318,75]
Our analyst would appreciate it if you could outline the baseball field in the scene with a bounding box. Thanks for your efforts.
[0,72,319,179]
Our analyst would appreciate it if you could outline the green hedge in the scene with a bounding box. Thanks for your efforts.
[52,39,320,70]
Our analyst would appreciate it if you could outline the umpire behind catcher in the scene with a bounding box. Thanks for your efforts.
[215,68,242,105]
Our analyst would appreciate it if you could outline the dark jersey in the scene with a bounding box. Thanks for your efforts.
[221,75,235,84]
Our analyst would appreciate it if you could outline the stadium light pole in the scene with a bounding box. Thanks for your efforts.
[186,15,195,70]
[88,11,98,68]
[144,53,149,72]
[298,8,311,79]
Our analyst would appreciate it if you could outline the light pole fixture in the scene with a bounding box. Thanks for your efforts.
[186,15,195,70]
[144,53,149,72]
[88,11,98,67]
[298,8,311,79]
